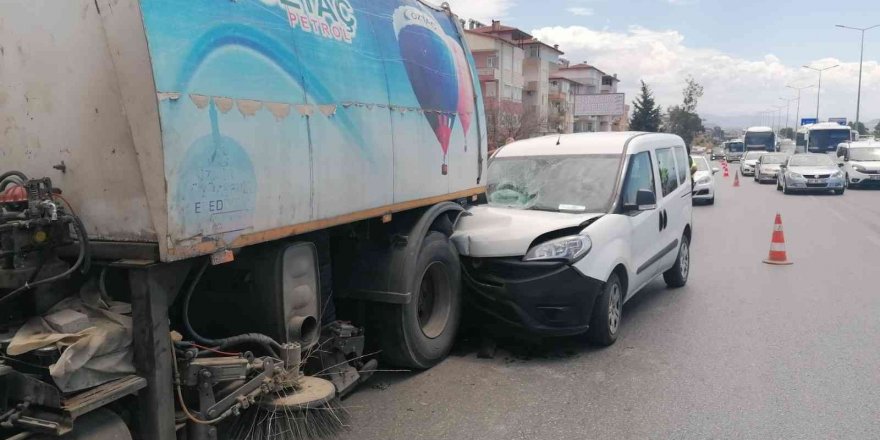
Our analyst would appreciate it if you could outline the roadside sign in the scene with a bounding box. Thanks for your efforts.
[828,117,847,126]
[574,93,626,117]
[800,118,818,125]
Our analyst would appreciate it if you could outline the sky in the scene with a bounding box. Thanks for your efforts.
[443,0,880,128]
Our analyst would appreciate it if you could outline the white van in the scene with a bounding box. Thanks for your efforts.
[452,132,693,345]
[836,141,880,188]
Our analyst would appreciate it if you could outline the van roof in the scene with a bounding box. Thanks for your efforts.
[745,126,773,132]
[493,132,682,157]
[845,141,880,148]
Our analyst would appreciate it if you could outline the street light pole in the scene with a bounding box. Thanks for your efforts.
[787,84,815,130]
[836,24,879,134]
[779,97,798,139]
[803,64,840,121]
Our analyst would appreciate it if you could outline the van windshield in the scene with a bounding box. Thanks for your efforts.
[727,142,744,152]
[849,147,880,161]
[487,155,621,213]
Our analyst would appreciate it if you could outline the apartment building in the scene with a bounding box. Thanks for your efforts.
[463,26,525,150]
[553,63,626,132]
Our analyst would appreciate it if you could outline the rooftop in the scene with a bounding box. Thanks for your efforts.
[470,21,533,41]
[494,132,680,157]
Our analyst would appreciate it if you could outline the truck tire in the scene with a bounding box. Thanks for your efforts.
[378,232,461,369]
[587,272,623,346]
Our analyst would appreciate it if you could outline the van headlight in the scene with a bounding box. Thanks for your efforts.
[523,234,592,263]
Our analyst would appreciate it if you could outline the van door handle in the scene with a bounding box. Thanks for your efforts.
[659,210,664,231]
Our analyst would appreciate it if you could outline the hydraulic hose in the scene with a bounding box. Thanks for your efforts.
[182,259,282,357]
[0,171,28,191]
[0,215,90,307]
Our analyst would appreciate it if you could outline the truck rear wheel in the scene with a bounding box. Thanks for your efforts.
[378,232,461,369]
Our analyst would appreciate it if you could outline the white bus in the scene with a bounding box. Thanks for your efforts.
[743,126,777,152]
[796,122,855,155]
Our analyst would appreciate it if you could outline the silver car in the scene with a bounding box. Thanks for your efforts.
[777,153,846,195]
[754,153,789,183]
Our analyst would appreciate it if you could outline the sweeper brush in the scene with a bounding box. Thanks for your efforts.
[229,376,349,440]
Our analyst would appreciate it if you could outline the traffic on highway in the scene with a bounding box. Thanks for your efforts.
[2,1,879,440]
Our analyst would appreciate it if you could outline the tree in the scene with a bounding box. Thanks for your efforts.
[848,121,868,136]
[779,127,795,140]
[665,76,705,151]
[875,120,880,138]
[629,81,663,132]
[485,105,546,152]
[711,126,725,141]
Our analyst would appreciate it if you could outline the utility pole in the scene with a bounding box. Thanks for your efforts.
[802,64,839,121]
[787,84,816,130]
[779,97,798,139]
[836,24,879,134]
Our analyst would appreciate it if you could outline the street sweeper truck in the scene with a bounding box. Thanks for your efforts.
[0,0,485,438]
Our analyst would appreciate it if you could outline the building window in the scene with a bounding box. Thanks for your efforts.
[602,75,615,86]
[528,46,538,58]
[487,56,498,68]
[484,82,497,97]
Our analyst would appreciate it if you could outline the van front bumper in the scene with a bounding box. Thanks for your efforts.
[461,257,603,336]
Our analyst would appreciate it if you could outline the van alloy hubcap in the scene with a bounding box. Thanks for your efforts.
[608,283,621,334]
[680,242,690,279]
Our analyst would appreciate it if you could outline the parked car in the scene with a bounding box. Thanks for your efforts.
[739,151,764,176]
[452,132,693,346]
[691,155,719,204]
[754,153,789,183]
[836,141,880,188]
[777,153,845,195]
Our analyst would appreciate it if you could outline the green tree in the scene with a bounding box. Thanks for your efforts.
[629,81,663,132]
[779,127,795,139]
[848,121,868,136]
[875,121,880,137]
[665,76,705,151]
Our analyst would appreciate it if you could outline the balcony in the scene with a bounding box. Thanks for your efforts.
[524,81,539,91]
[477,67,499,81]
[549,91,567,102]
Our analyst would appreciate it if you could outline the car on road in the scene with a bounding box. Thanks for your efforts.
[739,151,764,176]
[692,155,719,204]
[777,153,846,195]
[836,141,880,188]
[754,153,789,183]
[711,147,724,160]
[452,132,693,346]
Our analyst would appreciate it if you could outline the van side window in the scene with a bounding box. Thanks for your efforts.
[621,151,656,207]
[655,148,679,196]
[674,146,689,185]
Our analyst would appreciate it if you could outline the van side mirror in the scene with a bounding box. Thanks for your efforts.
[636,189,657,211]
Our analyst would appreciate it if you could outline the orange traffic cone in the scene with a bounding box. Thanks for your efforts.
[733,170,740,187]
[723,167,729,177]
[763,213,793,265]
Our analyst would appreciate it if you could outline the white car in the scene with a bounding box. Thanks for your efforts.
[691,155,719,204]
[739,151,765,176]
[452,132,693,346]
[836,141,880,188]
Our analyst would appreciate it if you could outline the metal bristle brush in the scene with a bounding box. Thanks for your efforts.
[229,376,349,440]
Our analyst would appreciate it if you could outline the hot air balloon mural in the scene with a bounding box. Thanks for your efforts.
[393,6,460,175]
[445,35,475,153]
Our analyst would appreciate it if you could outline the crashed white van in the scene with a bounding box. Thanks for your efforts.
[453,132,693,345]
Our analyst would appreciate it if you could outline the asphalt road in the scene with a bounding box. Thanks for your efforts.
[339,165,880,440]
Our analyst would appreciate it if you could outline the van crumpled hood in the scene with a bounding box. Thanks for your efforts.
[451,206,604,258]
